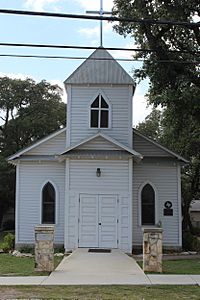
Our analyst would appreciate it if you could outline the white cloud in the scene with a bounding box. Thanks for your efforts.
[0,72,35,80]
[79,22,113,37]
[74,0,114,11]
[110,42,136,60]
[24,0,60,11]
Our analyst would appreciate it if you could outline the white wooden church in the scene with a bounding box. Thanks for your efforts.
[9,48,187,253]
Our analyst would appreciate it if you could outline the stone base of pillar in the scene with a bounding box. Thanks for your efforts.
[35,225,55,272]
[143,227,163,273]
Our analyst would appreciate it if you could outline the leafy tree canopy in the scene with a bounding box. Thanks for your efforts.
[0,77,66,228]
[112,1,200,230]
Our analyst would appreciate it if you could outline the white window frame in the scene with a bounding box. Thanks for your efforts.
[40,180,59,225]
[89,89,111,129]
[138,181,158,227]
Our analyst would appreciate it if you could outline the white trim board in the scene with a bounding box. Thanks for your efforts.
[59,132,143,162]
[133,129,189,164]
[8,127,66,161]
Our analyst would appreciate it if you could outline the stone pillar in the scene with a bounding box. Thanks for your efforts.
[143,227,163,273]
[35,225,55,272]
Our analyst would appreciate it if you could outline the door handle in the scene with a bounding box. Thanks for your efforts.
[99,223,101,225]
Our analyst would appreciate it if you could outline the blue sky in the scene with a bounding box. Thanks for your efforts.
[0,0,151,125]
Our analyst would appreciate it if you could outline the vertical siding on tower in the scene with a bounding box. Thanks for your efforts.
[70,85,131,147]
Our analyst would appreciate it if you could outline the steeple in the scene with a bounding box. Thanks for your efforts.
[64,48,135,86]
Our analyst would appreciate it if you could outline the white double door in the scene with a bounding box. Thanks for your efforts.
[79,194,118,248]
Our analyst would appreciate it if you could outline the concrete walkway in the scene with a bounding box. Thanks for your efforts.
[0,248,200,285]
[42,248,150,285]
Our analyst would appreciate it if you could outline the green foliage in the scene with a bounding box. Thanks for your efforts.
[3,233,15,249]
[0,77,66,228]
[19,245,34,254]
[113,0,200,231]
[54,245,65,253]
[136,108,162,140]
[0,233,15,252]
[182,232,200,252]
[0,242,10,253]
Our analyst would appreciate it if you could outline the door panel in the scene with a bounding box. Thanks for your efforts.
[99,195,118,248]
[79,194,118,248]
[79,194,98,247]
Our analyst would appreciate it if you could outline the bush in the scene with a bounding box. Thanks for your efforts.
[0,242,10,253]
[182,231,200,252]
[19,245,34,254]
[3,233,15,250]
[0,233,15,252]
[54,245,65,253]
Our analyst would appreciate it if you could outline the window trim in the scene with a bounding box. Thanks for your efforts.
[138,181,158,227]
[89,89,111,129]
[40,180,59,225]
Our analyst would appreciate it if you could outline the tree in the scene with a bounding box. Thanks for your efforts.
[136,108,162,140]
[112,0,200,231]
[0,77,66,228]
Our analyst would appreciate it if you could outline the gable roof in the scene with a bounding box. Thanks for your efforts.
[8,127,66,161]
[133,129,189,164]
[64,48,135,85]
[60,132,143,162]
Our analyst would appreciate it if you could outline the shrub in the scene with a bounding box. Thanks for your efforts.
[182,231,200,252]
[54,245,65,253]
[19,245,34,254]
[3,233,15,250]
[0,242,10,253]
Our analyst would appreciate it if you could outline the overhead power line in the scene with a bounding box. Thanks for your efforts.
[0,42,199,55]
[0,9,199,27]
[0,53,199,64]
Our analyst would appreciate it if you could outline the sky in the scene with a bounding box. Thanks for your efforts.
[0,0,151,126]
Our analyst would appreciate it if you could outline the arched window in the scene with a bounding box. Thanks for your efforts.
[42,182,55,224]
[141,183,155,225]
[90,94,109,128]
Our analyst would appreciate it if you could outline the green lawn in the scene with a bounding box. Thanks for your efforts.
[137,259,200,274]
[0,254,63,276]
[0,285,200,300]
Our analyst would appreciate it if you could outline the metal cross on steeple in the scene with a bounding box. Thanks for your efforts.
[86,0,111,47]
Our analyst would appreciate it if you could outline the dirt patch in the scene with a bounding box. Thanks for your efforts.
[0,287,23,300]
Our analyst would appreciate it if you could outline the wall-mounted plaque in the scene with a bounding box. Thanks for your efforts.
[164,201,173,216]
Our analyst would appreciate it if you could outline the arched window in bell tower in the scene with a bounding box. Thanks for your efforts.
[90,94,110,128]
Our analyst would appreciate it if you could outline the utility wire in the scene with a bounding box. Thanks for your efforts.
[0,9,199,27]
[0,53,199,64]
[0,42,199,55]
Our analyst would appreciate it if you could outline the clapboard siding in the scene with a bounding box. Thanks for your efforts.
[133,133,172,157]
[69,159,129,192]
[17,162,65,244]
[70,86,131,147]
[132,159,180,247]
[25,131,66,155]
[78,136,120,150]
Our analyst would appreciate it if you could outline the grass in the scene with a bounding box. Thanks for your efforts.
[137,259,200,274]
[0,254,63,276]
[0,285,200,300]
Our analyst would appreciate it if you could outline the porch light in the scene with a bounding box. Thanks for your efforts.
[96,168,101,177]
